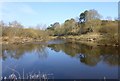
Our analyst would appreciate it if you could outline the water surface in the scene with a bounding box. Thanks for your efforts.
[2,39,119,79]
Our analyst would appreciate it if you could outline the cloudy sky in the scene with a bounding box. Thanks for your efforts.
[0,2,118,28]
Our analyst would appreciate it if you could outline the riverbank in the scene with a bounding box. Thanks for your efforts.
[56,33,119,47]
[1,36,57,45]
[1,33,118,47]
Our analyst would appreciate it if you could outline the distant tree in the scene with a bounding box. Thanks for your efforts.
[35,24,42,30]
[46,22,60,36]
[106,16,112,21]
[79,11,87,34]
[9,21,23,28]
[79,10,88,23]
[83,9,101,33]
[47,22,60,30]
[114,17,119,21]
[75,17,79,22]
[79,9,101,34]
[53,22,60,28]
[99,20,118,44]
[7,21,23,37]
[0,21,5,37]
[0,20,5,27]
[63,18,76,35]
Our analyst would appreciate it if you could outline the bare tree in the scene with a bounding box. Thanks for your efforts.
[85,9,102,32]
[106,16,112,21]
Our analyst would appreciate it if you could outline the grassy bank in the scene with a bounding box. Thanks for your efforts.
[1,33,118,47]
[1,37,43,44]
[56,33,118,47]
[1,36,57,45]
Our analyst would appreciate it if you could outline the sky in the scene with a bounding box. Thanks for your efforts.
[0,2,118,28]
[0,0,119,2]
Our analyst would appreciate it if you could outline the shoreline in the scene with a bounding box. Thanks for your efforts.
[55,33,119,47]
[1,36,56,45]
[1,35,119,47]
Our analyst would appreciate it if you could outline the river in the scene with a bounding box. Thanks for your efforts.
[2,39,119,79]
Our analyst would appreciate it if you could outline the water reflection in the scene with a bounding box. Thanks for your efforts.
[2,42,119,67]
[2,40,119,79]
[2,41,119,66]
[2,41,119,67]
[2,43,48,60]
[48,42,119,66]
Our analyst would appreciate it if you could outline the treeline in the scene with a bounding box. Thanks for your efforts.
[0,21,49,40]
[0,21,50,44]
[46,9,118,45]
[0,9,119,45]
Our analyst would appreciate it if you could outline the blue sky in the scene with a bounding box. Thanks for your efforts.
[1,2,118,28]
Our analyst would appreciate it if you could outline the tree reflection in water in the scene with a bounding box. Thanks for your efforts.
[2,41,119,66]
[2,43,48,60]
[48,42,119,66]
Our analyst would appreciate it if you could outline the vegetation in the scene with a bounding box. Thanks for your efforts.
[0,9,119,46]
[0,21,49,44]
[46,9,119,46]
